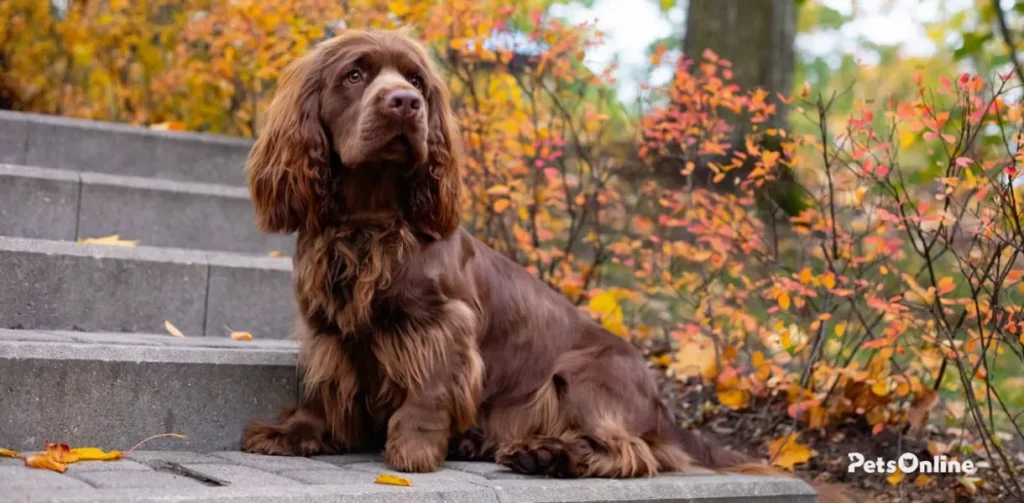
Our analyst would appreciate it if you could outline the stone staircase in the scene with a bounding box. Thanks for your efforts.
[0,110,819,502]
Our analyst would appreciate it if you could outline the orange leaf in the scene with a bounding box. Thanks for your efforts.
[492,199,510,213]
[907,389,939,430]
[230,331,253,341]
[45,443,78,463]
[150,121,187,132]
[268,250,284,258]
[0,448,19,457]
[914,474,934,487]
[24,454,66,473]
[374,473,412,486]
[887,469,905,485]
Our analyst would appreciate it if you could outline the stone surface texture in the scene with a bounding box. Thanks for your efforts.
[0,452,819,503]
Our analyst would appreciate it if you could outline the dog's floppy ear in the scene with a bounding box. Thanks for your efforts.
[404,56,462,240]
[246,49,329,234]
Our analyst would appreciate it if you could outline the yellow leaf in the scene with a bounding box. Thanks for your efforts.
[821,272,836,289]
[751,351,764,367]
[717,388,751,410]
[780,330,792,349]
[766,434,815,470]
[914,474,934,487]
[230,331,253,341]
[777,292,791,311]
[887,469,905,485]
[69,447,122,461]
[0,448,19,457]
[268,250,284,258]
[871,380,888,396]
[492,199,510,213]
[387,0,411,16]
[486,185,510,196]
[77,234,139,247]
[163,320,185,338]
[834,323,846,337]
[798,267,813,285]
[374,473,412,486]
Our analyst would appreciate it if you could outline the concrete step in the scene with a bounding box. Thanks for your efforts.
[0,329,298,452]
[0,448,818,502]
[0,237,295,338]
[0,110,252,186]
[0,164,294,255]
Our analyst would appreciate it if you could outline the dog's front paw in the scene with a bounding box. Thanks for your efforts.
[241,421,325,456]
[385,435,446,473]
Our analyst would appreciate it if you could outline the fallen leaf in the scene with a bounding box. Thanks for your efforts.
[24,453,66,473]
[766,434,815,470]
[45,443,78,463]
[907,389,939,430]
[77,234,139,247]
[374,473,412,486]
[717,388,751,410]
[957,475,982,495]
[230,331,253,341]
[268,250,284,258]
[914,474,934,487]
[163,320,185,338]
[70,447,122,461]
[150,121,187,131]
[0,448,19,457]
[887,469,905,485]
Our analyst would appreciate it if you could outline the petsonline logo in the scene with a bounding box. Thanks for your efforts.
[848,452,978,475]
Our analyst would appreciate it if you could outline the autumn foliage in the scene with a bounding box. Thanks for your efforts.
[4,0,1024,497]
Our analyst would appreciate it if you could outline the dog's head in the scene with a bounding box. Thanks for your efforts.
[247,29,461,238]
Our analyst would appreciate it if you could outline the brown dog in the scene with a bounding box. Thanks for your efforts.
[240,28,844,499]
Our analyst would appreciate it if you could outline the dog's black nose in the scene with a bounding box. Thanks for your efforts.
[385,89,422,119]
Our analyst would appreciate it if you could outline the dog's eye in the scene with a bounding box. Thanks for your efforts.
[346,69,362,84]
[408,75,424,89]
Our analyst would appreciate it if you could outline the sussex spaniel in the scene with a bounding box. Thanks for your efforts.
[240,28,841,499]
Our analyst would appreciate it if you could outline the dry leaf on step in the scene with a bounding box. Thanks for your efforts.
[24,453,67,472]
[268,250,285,258]
[766,434,815,470]
[374,473,412,486]
[0,448,19,457]
[230,331,253,341]
[150,121,187,131]
[70,447,122,461]
[163,320,185,338]
[77,234,139,247]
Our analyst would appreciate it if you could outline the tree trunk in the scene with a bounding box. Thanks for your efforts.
[675,0,806,218]
[683,0,796,136]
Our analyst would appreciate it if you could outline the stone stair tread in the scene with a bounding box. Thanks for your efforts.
[0,451,816,502]
[0,110,251,186]
[0,163,293,254]
[0,236,295,337]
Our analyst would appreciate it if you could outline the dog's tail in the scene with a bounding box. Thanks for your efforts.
[668,423,854,503]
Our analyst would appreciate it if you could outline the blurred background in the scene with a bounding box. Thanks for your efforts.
[4,1,1024,501]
